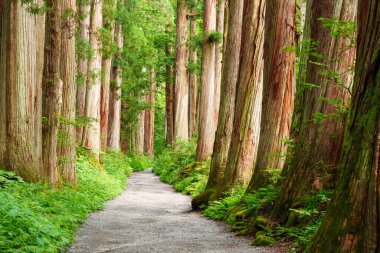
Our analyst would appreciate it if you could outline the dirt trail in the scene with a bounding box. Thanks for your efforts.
[68,169,273,253]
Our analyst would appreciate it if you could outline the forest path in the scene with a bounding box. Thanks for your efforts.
[68,169,272,253]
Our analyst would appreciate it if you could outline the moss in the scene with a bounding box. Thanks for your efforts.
[255,216,268,226]
[252,235,276,246]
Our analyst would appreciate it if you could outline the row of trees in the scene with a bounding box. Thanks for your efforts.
[167,0,379,251]
[0,0,169,184]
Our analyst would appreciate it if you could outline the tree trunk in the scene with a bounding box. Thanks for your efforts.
[165,46,175,145]
[144,69,156,158]
[221,0,265,192]
[196,0,217,161]
[76,2,91,141]
[83,0,103,158]
[274,0,357,218]
[100,0,117,150]
[108,23,123,150]
[174,0,189,141]
[188,10,198,138]
[135,111,145,155]
[2,0,45,182]
[0,1,6,168]
[192,0,244,208]
[213,0,225,127]
[306,1,380,251]
[59,0,77,184]
[248,0,296,191]
[42,0,62,184]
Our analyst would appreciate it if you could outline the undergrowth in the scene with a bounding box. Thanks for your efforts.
[153,140,209,197]
[0,148,148,253]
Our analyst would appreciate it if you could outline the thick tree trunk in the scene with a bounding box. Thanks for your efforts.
[213,0,225,127]
[135,111,145,155]
[274,0,357,217]
[166,46,175,145]
[76,2,91,140]
[174,0,189,141]
[196,0,217,161]
[0,1,6,168]
[248,0,296,191]
[188,11,198,138]
[144,69,156,158]
[306,1,380,251]
[100,0,117,150]
[2,1,45,182]
[59,0,77,184]
[221,0,265,192]
[42,0,62,184]
[83,0,103,158]
[192,0,244,208]
[108,23,123,150]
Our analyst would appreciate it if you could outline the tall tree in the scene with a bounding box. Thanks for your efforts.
[221,0,265,192]
[274,0,357,217]
[100,0,117,150]
[0,0,45,182]
[144,69,156,157]
[165,46,175,145]
[247,0,296,191]
[42,0,62,184]
[306,0,380,251]
[174,0,189,141]
[196,0,217,161]
[76,1,91,140]
[135,111,145,155]
[188,4,198,138]
[213,0,225,127]
[192,0,244,207]
[108,23,123,150]
[83,0,103,158]
[0,0,5,168]
[60,0,77,184]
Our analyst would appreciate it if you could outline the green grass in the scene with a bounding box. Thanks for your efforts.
[0,149,147,253]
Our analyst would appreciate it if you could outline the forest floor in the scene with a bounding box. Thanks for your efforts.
[68,169,277,253]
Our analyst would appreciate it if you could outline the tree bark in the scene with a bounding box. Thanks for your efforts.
[42,0,62,184]
[60,0,77,184]
[76,2,91,141]
[306,1,380,251]
[248,0,296,191]
[196,0,217,161]
[2,0,45,182]
[135,111,145,155]
[221,0,265,192]
[0,1,6,168]
[100,0,117,150]
[274,0,357,218]
[83,0,103,158]
[108,23,123,150]
[188,9,198,138]
[144,69,156,158]
[192,0,244,208]
[174,0,189,141]
[166,46,175,145]
[213,0,225,127]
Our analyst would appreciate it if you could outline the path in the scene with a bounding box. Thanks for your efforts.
[68,169,273,253]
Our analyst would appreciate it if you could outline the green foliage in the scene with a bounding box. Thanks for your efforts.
[206,31,223,43]
[0,151,136,253]
[153,140,208,197]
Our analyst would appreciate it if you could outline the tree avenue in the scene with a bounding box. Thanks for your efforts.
[1,0,380,252]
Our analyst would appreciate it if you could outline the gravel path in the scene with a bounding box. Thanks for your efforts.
[68,169,274,253]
